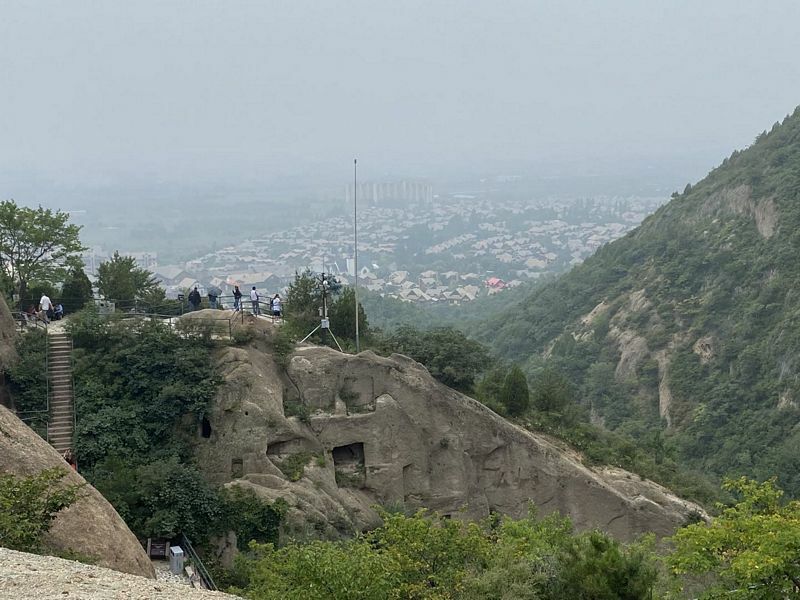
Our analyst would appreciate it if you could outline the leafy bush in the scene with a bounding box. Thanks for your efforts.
[669,478,800,598]
[220,486,286,550]
[275,453,311,482]
[7,328,48,414]
[381,326,490,392]
[231,509,659,599]
[0,468,84,553]
[271,327,296,369]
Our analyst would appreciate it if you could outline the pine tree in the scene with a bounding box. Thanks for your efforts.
[500,365,530,416]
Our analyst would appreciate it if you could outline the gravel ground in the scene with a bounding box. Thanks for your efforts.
[0,548,239,600]
[151,560,191,586]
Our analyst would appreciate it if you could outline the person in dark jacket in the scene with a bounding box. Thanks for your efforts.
[233,285,242,311]
[188,287,201,311]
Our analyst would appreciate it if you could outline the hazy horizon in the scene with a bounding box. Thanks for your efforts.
[2,1,800,192]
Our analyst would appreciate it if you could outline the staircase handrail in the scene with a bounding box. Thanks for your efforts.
[69,335,76,444]
[45,327,50,443]
[180,533,217,591]
[11,310,48,331]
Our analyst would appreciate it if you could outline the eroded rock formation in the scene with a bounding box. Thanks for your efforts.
[196,333,704,542]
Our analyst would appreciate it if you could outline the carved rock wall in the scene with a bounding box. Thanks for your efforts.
[197,341,704,542]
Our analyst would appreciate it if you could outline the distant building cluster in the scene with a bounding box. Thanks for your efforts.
[85,193,663,305]
[345,179,433,206]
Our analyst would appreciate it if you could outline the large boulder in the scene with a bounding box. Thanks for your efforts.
[196,339,705,543]
[0,405,155,578]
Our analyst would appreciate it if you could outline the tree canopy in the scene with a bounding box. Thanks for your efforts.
[60,266,94,313]
[669,477,800,598]
[0,200,85,302]
[232,509,658,600]
[96,251,163,309]
[384,326,490,392]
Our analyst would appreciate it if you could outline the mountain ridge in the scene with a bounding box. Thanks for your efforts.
[479,106,800,495]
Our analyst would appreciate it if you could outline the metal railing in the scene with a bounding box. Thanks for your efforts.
[180,533,217,591]
[69,336,76,446]
[12,321,50,441]
[11,310,49,332]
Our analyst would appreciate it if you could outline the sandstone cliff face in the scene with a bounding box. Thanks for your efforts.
[0,405,156,578]
[197,337,704,542]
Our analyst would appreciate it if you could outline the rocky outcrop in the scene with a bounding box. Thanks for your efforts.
[0,296,17,368]
[0,548,235,600]
[0,296,19,409]
[196,335,705,543]
[0,405,155,579]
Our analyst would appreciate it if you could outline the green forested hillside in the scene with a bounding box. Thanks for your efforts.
[480,107,800,496]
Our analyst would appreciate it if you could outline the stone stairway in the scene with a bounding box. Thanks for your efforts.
[47,333,75,453]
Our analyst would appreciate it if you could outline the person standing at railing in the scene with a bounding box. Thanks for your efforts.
[188,287,201,311]
[208,289,218,309]
[39,293,53,323]
[271,294,282,322]
[250,286,260,315]
[233,285,242,311]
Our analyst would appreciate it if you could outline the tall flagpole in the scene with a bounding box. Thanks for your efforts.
[353,158,360,353]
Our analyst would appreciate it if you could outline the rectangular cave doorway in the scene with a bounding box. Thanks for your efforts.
[332,442,366,489]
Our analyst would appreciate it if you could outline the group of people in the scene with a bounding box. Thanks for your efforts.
[233,285,282,319]
[186,285,283,320]
[23,293,64,325]
[186,286,222,310]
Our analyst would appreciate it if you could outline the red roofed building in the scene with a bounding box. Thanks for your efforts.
[485,277,506,289]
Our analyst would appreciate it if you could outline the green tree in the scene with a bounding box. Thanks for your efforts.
[500,365,530,416]
[329,286,369,344]
[531,368,573,413]
[60,266,93,313]
[551,531,657,599]
[0,468,83,553]
[669,477,800,598]
[384,326,490,392]
[96,251,162,309]
[475,365,510,413]
[283,270,322,336]
[0,200,85,302]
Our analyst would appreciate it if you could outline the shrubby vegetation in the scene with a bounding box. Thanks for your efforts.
[669,477,800,598]
[229,508,658,600]
[379,326,489,392]
[0,468,83,554]
[7,328,48,415]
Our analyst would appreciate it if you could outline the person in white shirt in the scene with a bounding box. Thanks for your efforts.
[249,287,260,315]
[39,294,53,323]
[271,294,282,322]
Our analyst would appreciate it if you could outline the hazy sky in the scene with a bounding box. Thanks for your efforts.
[2,1,800,186]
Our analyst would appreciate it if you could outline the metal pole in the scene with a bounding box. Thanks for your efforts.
[353,158,360,353]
